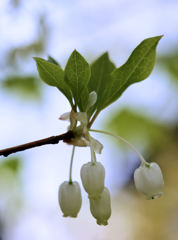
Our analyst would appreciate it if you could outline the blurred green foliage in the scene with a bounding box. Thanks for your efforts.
[158,50,178,85]
[1,75,42,100]
[105,108,173,154]
[0,156,21,174]
[7,16,48,66]
[0,15,49,101]
[0,156,21,198]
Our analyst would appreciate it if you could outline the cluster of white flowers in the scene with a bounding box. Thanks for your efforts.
[58,92,164,226]
[58,92,111,225]
[58,161,111,225]
[59,154,112,225]
[81,162,111,225]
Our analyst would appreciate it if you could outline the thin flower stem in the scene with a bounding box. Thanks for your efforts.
[69,146,75,183]
[88,134,97,163]
[89,129,147,164]
[88,110,101,128]
[90,144,96,163]
[93,151,97,163]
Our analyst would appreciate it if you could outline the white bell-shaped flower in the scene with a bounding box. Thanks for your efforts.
[89,187,111,226]
[134,162,164,199]
[80,162,105,199]
[58,181,82,217]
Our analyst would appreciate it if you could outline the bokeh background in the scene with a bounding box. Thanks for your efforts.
[0,0,178,239]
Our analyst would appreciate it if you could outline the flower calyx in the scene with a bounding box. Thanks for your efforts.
[59,92,103,155]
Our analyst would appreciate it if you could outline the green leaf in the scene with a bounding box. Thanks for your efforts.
[100,36,163,110]
[64,50,91,110]
[88,52,116,115]
[34,57,73,105]
[47,55,60,65]
[78,86,90,111]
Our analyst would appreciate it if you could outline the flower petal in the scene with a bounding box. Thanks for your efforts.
[90,136,103,154]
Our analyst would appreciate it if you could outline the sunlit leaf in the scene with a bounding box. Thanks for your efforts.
[78,86,90,111]
[65,50,91,110]
[34,57,73,105]
[34,37,162,122]
[48,55,60,65]
[88,52,116,115]
[100,36,162,110]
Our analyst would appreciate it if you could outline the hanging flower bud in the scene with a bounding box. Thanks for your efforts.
[59,112,70,121]
[134,162,164,199]
[86,91,97,110]
[80,162,105,199]
[89,187,111,226]
[58,181,82,217]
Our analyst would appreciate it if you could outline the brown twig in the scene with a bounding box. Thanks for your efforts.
[0,131,74,158]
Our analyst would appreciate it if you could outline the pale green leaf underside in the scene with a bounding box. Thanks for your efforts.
[100,36,162,110]
[65,50,91,110]
[34,57,73,105]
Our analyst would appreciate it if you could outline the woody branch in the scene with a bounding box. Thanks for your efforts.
[0,131,74,157]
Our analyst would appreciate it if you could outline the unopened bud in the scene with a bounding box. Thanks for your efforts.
[87,91,97,110]
[89,187,111,226]
[80,162,105,199]
[58,181,82,217]
[59,112,70,121]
